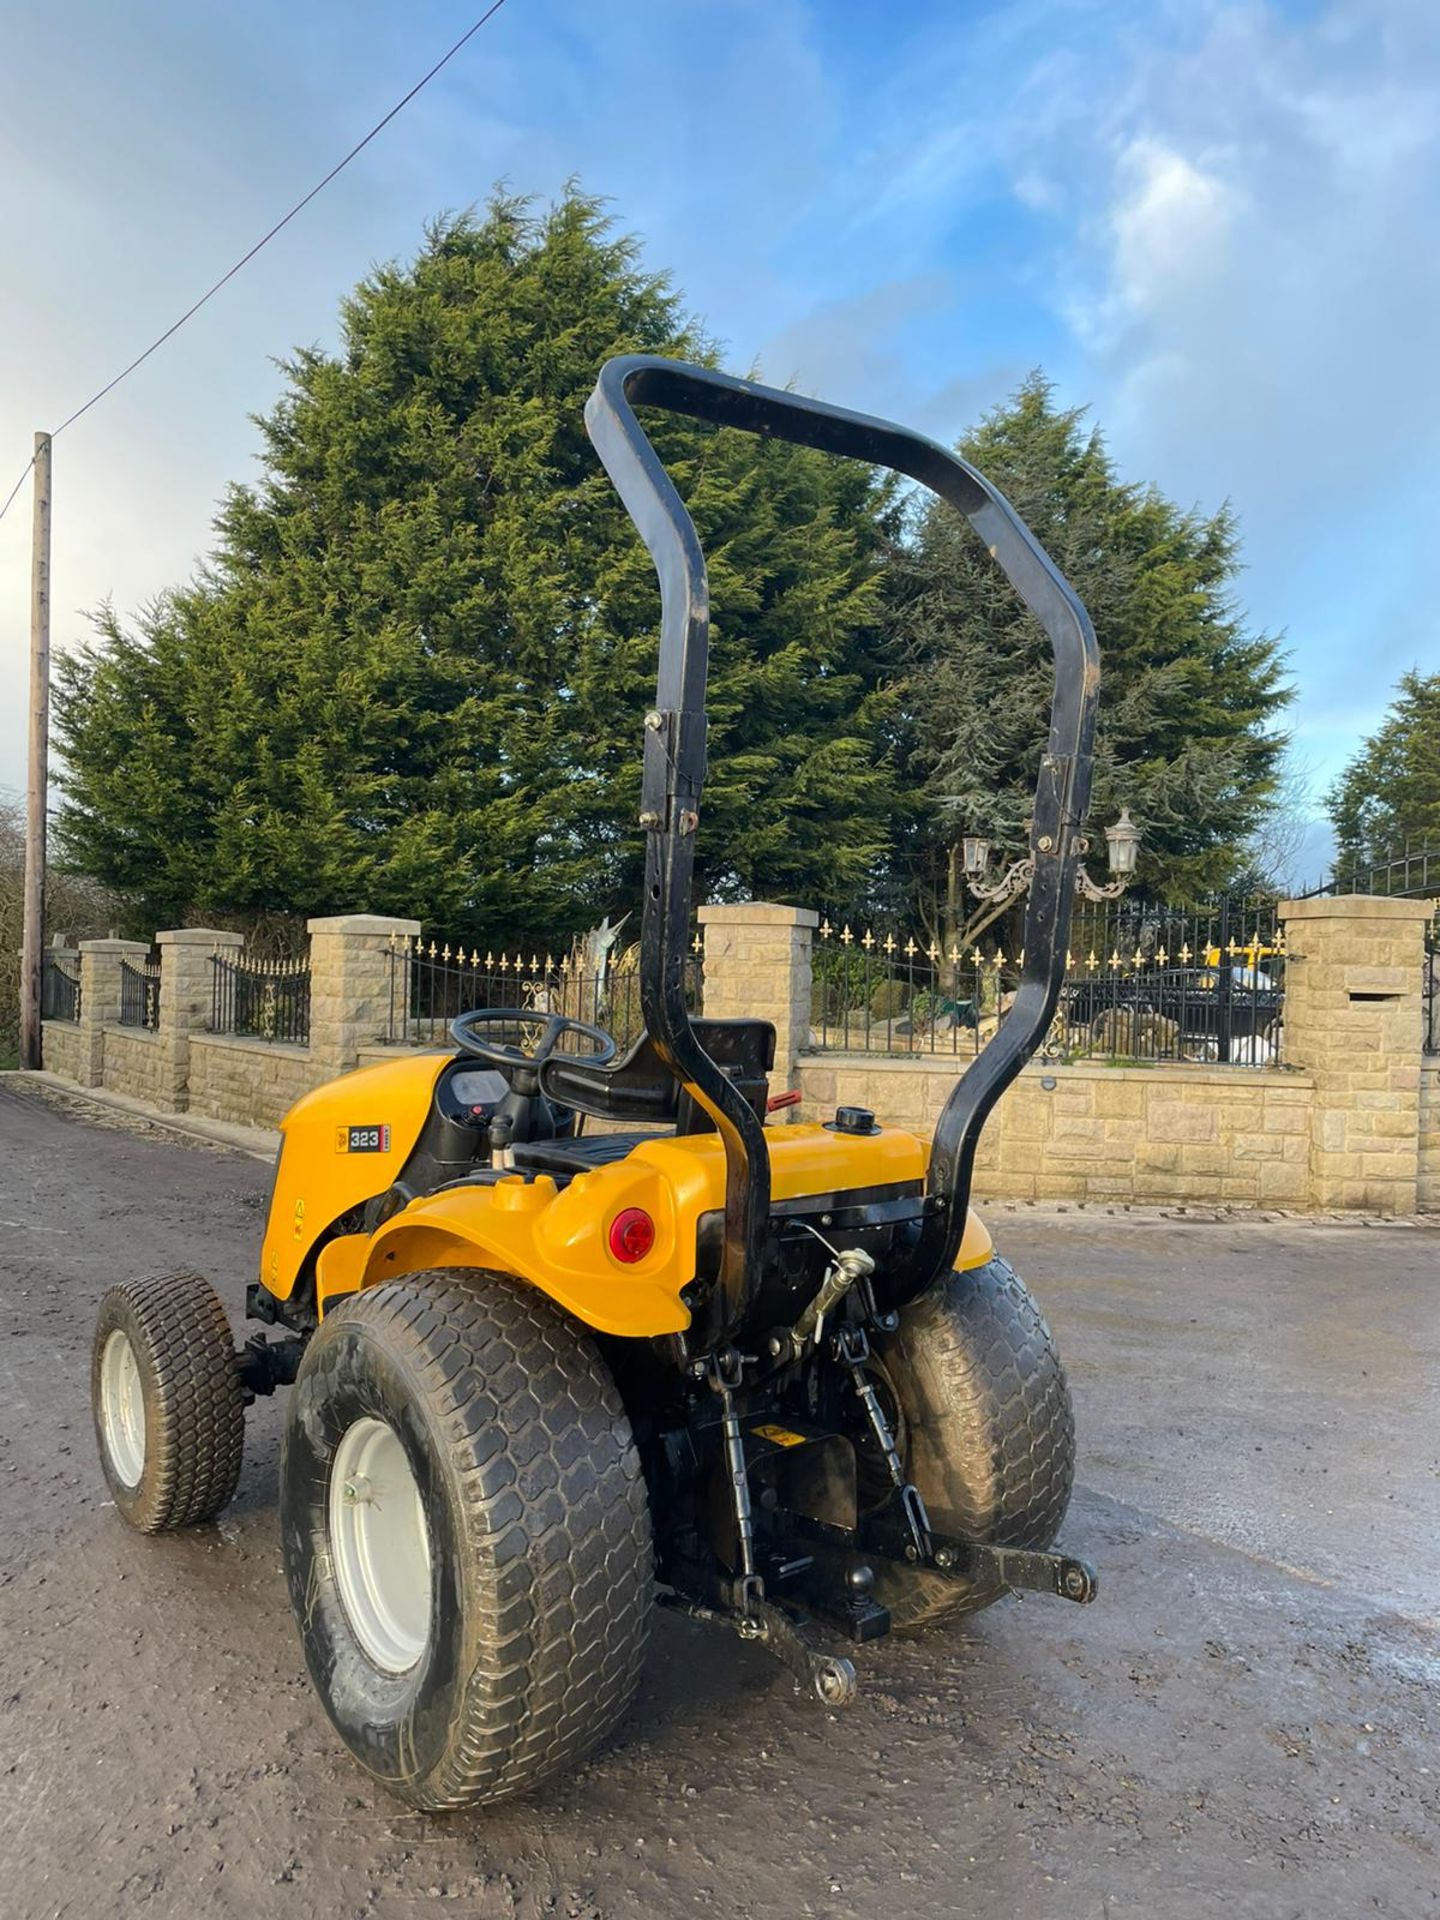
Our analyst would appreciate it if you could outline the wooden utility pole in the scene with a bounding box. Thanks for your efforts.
[19,432,52,1071]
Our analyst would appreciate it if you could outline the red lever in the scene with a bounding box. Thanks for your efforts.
[766,1089,802,1112]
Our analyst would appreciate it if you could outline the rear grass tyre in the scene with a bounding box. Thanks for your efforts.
[280,1270,653,1811]
[91,1272,245,1532]
[871,1254,1074,1634]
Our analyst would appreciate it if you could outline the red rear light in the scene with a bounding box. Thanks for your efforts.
[608,1207,655,1263]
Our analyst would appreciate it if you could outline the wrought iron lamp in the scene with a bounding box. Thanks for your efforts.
[963,807,1141,907]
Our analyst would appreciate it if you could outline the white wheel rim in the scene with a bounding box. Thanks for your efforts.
[329,1417,432,1674]
[99,1328,147,1486]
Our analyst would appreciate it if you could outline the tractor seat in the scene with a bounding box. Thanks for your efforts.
[510,1131,663,1178]
[539,1018,776,1131]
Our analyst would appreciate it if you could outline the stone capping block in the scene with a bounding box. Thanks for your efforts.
[698,903,819,928]
[1281,894,1437,923]
[802,1052,1311,1089]
[78,938,150,956]
[157,927,244,948]
[191,1033,311,1061]
[306,914,422,937]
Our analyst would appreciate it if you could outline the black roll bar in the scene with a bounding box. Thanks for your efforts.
[584,355,1099,1335]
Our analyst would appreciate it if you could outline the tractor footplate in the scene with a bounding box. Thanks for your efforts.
[930,1537,1099,1604]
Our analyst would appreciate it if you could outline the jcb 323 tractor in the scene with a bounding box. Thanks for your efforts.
[90,358,1100,1811]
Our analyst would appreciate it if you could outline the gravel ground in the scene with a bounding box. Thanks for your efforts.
[0,1074,1436,1920]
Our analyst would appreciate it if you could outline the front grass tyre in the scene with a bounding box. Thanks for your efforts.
[280,1270,654,1811]
[91,1271,246,1532]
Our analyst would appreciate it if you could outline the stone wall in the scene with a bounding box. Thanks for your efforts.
[36,916,415,1135]
[33,898,1438,1215]
[355,1044,438,1071]
[1421,1065,1440,1214]
[41,1021,82,1081]
[101,1028,169,1107]
[188,1035,327,1131]
[788,893,1436,1216]
[795,1055,1314,1208]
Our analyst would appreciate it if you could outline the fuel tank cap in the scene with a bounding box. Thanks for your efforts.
[827,1104,880,1136]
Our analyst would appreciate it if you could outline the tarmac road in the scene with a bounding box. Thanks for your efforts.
[0,1074,1436,1920]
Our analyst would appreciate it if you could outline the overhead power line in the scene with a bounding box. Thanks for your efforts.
[0,459,34,533]
[0,0,510,531]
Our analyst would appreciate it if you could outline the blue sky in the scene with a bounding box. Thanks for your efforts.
[2,0,1438,883]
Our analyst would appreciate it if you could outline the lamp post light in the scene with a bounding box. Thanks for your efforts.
[962,809,1142,908]
[1103,806,1140,880]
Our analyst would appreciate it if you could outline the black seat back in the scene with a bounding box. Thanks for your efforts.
[539,1018,775,1131]
[675,1019,774,1132]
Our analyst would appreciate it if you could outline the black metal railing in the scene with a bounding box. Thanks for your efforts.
[119,957,161,1030]
[210,953,311,1045]
[1299,837,1440,901]
[1425,910,1438,1056]
[387,936,703,1050]
[809,894,1286,1067]
[41,955,81,1023]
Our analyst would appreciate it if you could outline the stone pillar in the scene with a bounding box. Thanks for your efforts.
[308,914,421,1076]
[698,902,818,1102]
[1280,894,1435,1214]
[156,927,243,1110]
[76,939,149,1088]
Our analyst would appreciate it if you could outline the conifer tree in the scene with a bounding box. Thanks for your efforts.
[887,374,1290,944]
[1327,669,1440,877]
[55,190,899,943]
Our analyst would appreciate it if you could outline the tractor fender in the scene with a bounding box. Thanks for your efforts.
[342,1168,693,1338]
[955,1207,993,1270]
[320,1183,993,1329]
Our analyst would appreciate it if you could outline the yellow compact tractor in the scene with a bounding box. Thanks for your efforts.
[91,358,1100,1810]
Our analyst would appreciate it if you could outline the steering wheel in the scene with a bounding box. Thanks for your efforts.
[449,1007,618,1095]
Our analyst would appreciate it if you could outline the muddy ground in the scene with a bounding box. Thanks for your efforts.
[0,1074,1436,1920]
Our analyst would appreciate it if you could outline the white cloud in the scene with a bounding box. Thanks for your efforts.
[998,1,1440,788]
[1109,139,1236,320]
[1050,3,1440,519]
[769,0,1440,797]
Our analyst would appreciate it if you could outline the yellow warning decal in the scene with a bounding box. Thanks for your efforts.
[751,1423,808,1449]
